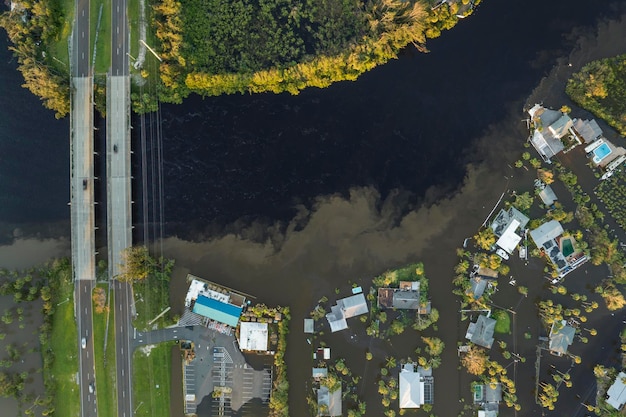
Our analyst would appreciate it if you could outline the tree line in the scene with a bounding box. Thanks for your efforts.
[0,0,70,118]
[146,0,480,106]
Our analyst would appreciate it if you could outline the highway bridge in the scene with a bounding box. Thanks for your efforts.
[70,0,133,412]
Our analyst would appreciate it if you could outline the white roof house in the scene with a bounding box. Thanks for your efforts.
[399,364,424,408]
[538,185,558,206]
[496,219,522,254]
[607,372,626,410]
[238,322,268,351]
[326,293,368,333]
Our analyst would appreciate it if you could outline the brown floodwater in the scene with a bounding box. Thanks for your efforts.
[2,7,626,417]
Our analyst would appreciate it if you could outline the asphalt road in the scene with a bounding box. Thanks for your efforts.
[111,0,129,76]
[72,0,90,77]
[76,280,97,417]
[114,280,133,417]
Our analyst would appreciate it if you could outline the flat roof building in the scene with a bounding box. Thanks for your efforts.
[304,318,314,334]
[238,322,268,351]
[192,295,243,327]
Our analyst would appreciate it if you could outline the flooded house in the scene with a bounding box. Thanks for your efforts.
[606,371,626,411]
[529,220,588,278]
[326,293,368,333]
[399,363,434,409]
[548,320,576,356]
[465,314,497,349]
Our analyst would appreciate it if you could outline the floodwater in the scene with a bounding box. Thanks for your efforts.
[0,1,626,417]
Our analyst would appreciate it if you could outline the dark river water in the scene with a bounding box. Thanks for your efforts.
[2,0,626,416]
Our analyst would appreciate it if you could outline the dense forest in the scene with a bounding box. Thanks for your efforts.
[148,0,479,106]
[566,54,626,136]
[0,0,478,114]
[0,0,70,118]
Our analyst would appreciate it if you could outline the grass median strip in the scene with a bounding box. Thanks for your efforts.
[93,283,117,417]
[133,341,175,417]
[48,270,79,417]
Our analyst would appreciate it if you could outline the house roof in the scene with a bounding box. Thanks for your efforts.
[491,208,529,237]
[573,118,603,143]
[530,220,564,247]
[539,185,558,206]
[496,219,522,254]
[192,295,242,327]
[326,293,368,333]
[466,315,496,349]
[548,114,573,139]
[476,267,498,279]
[317,385,342,416]
[312,368,328,379]
[392,290,420,309]
[485,383,502,403]
[467,277,489,299]
[607,371,626,410]
[548,321,575,355]
[238,322,268,351]
[304,319,314,334]
[399,366,424,408]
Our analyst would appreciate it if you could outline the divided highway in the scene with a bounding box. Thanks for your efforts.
[107,0,134,415]
[70,0,97,415]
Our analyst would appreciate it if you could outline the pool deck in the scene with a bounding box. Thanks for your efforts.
[594,140,626,168]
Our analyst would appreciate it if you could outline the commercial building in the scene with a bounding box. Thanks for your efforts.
[238,322,268,352]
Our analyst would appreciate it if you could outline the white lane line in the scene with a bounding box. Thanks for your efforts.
[82,9,84,16]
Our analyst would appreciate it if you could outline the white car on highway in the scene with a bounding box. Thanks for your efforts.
[496,248,510,260]
[81,338,86,349]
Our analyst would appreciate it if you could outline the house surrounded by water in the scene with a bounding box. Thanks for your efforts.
[529,220,587,278]
[326,293,368,332]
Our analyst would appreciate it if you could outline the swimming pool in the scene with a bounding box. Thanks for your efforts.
[561,237,575,257]
[593,143,612,164]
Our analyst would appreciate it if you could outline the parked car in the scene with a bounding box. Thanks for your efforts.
[496,248,510,260]
[81,338,86,349]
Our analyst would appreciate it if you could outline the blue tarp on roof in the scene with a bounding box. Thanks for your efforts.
[192,295,242,327]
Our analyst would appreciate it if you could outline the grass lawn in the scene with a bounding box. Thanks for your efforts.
[48,0,74,72]
[49,281,80,417]
[92,284,117,417]
[132,272,171,331]
[492,310,511,334]
[133,342,175,417]
[91,0,111,73]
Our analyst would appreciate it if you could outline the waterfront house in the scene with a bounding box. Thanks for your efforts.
[548,320,575,356]
[326,293,368,333]
[378,281,421,309]
[399,363,434,409]
[317,384,342,416]
[528,104,575,161]
[491,208,529,255]
[572,118,603,143]
[465,315,496,349]
[530,220,588,278]
[606,371,626,410]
